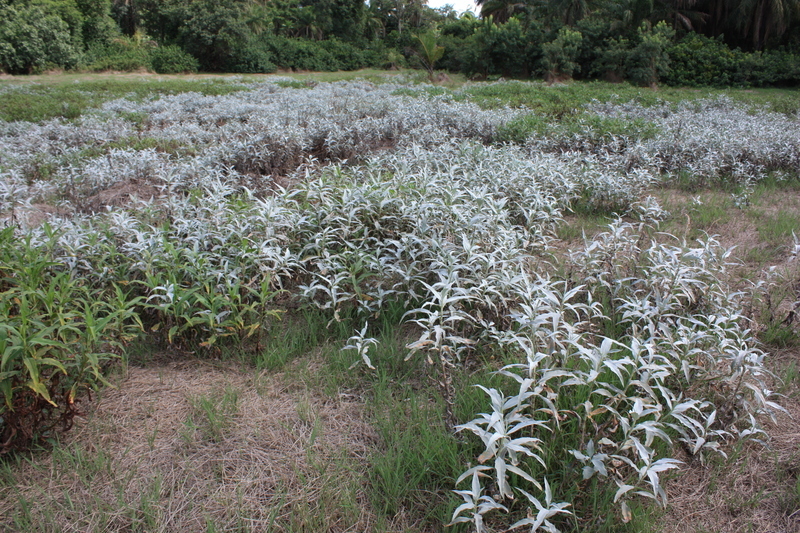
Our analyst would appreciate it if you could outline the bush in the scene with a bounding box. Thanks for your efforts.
[265,36,325,71]
[150,44,199,74]
[81,13,120,47]
[265,36,371,72]
[83,37,152,72]
[0,227,140,452]
[173,0,254,72]
[226,38,276,73]
[542,27,583,80]
[361,40,393,69]
[592,36,632,81]
[0,4,82,74]
[318,38,367,71]
[665,33,744,87]
[665,33,800,87]
[449,18,542,78]
[742,49,800,87]
[575,14,615,80]
[626,21,674,87]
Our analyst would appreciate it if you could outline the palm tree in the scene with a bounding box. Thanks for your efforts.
[290,6,323,40]
[416,31,445,80]
[541,0,590,25]
[652,0,706,31]
[733,0,800,49]
[365,10,386,39]
[701,0,734,37]
[244,1,271,36]
[475,0,529,23]
[603,0,656,32]
[396,0,426,34]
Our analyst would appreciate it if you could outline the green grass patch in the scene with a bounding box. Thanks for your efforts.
[462,80,695,112]
[688,197,730,232]
[750,173,800,201]
[367,378,465,528]
[461,80,800,120]
[657,190,732,240]
[556,213,613,242]
[391,85,463,100]
[729,88,800,116]
[0,78,248,123]
[780,362,800,395]
[77,136,196,159]
[743,244,784,265]
[761,322,800,348]
[254,320,321,371]
[263,68,454,86]
[274,79,316,89]
[754,209,800,247]
[496,111,660,144]
[185,386,240,443]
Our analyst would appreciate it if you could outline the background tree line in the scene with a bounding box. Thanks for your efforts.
[0,0,798,86]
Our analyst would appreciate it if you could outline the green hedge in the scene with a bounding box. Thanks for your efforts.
[83,38,152,72]
[150,44,199,74]
[666,33,800,87]
[265,36,382,72]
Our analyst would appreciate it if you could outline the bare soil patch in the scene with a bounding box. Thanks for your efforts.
[0,203,71,228]
[83,179,164,213]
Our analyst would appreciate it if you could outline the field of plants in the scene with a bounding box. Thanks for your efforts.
[0,73,799,533]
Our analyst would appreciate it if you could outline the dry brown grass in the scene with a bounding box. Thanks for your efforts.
[655,185,800,265]
[0,356,380,532]
[662,351,800,533]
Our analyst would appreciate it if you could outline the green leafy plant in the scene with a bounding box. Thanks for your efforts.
[416,31,445,82]
[542,28,583,82]
[149,44,199,74]
[0,3,81,74]
[627,22,675,88]
[0,228,140,451]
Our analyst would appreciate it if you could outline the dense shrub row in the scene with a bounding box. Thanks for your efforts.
[81,38,199,74]
[0,0,388,75]
[665,33,800,87]
[0,3,199,76]
[438,16,800,87]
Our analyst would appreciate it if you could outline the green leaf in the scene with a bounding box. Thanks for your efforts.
[38,357,67,375]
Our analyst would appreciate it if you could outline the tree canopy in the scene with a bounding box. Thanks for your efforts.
[0,0,798,86]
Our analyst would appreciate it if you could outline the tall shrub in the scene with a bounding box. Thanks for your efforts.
[542,27,583,81]
[0,3,82,73]
[626,21,675,87]
[149,44,199,73]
